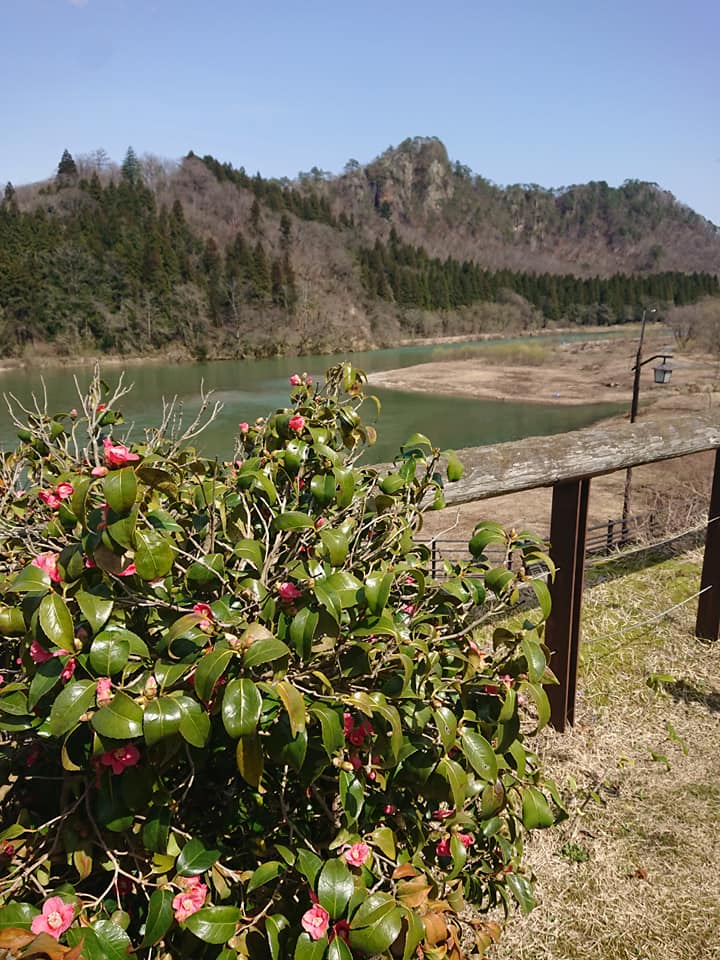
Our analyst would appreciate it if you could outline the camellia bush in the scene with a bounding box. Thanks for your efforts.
[0,364,562,960]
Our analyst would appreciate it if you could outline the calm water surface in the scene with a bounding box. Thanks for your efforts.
[0,335,625,461]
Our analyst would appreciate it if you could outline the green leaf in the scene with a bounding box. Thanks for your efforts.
[369,825,396,860]
[76,591,114,633]
[91,691,143,739]
[136,465,178,496]
[242,636,290,669]
[506,871,535,914]
[187,553,224,585]
[445,450,465,482]
[222,678,262,737]
[272,511,315,530]
[39,593,74,648]
[522,786,555,829]
[0,606,25,634]
[28,657,63,710]
[367,693,403,761]
[469,521,507,556]
[91,919,132,960]
[104,467,137,514]
[333,467,356,508]
[266,915,289,960]
[363,571,392,615]
[143,697,182,745]
[0,902,40,930]
[294,932,328,960]
[177,837,221,875]
[309,703,344,758]
[433,707,457,753]
[296,848,323,887]
[140,888,174,947]
[349,892,403,953]
[531,578,552,620]
[277,680,306,737]
[142,807,170,853]
[461,730,499,782]
[89,631,130,676]
[9,564,50,595]
[66,928,102,960]
[194,648,235,701]
[49,680,97,736]
[247,860,283,893]
[437,756,467,810]
[328,937,353,960]
[234,538,265,570]
[135,530,175,580]
[310,474,335,506]
[236,734,264,788]
[289,607,319,659]
[176,696,211,747]
[313,579,341,624]
[521,637,547,684]
[184,905,241,943]
[317,858,354,919]
[319,529,348,566]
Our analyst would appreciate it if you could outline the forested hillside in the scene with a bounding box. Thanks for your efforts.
[1,138,718,361]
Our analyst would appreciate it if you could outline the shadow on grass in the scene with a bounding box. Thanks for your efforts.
[664,678,720,714]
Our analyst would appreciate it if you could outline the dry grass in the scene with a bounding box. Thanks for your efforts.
[429,342,551,366]
[489,548,720,960]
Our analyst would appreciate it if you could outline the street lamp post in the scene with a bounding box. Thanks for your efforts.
[620,308,674,542]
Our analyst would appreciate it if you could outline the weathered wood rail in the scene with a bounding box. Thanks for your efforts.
[435,413,720,731]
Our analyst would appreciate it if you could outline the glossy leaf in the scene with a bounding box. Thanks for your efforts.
[177,838,221,875]
[349,892,403,953]
[236,734,264,788]
[242,636,290,669]
[461,730,499,782]
[276,680,306,737]
[309,703,344,757]
[104,467,137,514]
[294,932,328,960]
[194,648,235,701]
[76,591,113,633]
[143,697,183,745]
[272,511,315,530]
[317,858,354,919]
[49,680,97,736]
[176,695,212,747]
[91,691,143,739]
[184,905,241,943]
[9,564,50,595]
[28,657,63,710]
[135,530,175,580]
[222,678,262,737]
[522,786,555,829]
[141,890,174,945]
[92,920,132,960]
[89,632,130,676]
[246,860,283,893]
[39,593,74,648]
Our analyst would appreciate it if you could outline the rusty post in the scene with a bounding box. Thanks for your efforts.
[696,449,720,641]
[545,478,590,731]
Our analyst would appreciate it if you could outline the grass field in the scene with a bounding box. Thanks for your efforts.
[489,548,720,960]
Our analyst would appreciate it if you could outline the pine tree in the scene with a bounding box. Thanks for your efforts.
[56,149,78,185]
[121,147,141,185]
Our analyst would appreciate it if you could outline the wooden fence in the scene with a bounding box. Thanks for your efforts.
[434,413,720,731]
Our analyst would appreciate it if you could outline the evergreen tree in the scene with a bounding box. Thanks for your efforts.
[121,146,141,185]
[56,149,78,185]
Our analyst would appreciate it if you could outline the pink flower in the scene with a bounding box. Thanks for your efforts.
[288,414,305,432]
[173,877,207,922]
[103,437,140,467]
[436,839,451,858]
[289,374,302,386]
[343,712,354,736]
[118,563,136,577]
[96,677,113,706]
[432,808,455,819]
[278,581,302,602]
[301,904,330,941]
[306,376,313,385]
[91,465,108,477]
[384,804,396,815]
[467,640,484,657]
[96,403,107,412]
[30,640,53,664]
[99,744,140,775]
[193,603,214,631]
[30,897,74,940]
[238,422,249,434]
[459,832,474,848]
[60,658,76,682]
[0,675,3,685]
[400,603,415,616]
[38,489,62,509]
[347,727,367,747]
[343,842,370,868]
[69,408,78,418]
[55,482,74,501]
[315,517,326,528]
[32,552,61,583]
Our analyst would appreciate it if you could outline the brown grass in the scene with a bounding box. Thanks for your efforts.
[489,549,720,960]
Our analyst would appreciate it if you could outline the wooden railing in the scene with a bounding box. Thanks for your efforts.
[433,413,720,731]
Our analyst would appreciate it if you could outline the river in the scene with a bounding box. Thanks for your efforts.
[0,335,625,462]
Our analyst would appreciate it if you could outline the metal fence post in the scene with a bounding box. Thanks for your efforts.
[696,449,720,641]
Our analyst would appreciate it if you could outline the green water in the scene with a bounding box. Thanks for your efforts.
[0,335,625,461]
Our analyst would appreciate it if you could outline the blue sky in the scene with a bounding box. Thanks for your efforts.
[2,0,719,223]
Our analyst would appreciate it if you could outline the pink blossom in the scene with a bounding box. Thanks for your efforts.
[278,581,302,602]
[30,640,53,664]
[459,832,474,848]
[85,556,97,568]
[288,414,305,432]
[315,517,326,528]
[91,465,108,477]
[38,489,62,509]
[400,603,415,616]
[347,727,367,747]
[31,552,61,583]
[118,563,136,577]
[306,375,313,385]
[1,841,14,856]
[301,904,330,941]
[99,744,140,775]
[436,839,451,857]
[55,482,74,501]
[343,842,370,867]
[289,374,302,386]
[343,712,354,736]
[349,754,362,770]
[0,675,3,685]
[432,808,455,819]
[69,408,78,418]
[103,437,140,467]
[193,603,214,631]
[60,658,76,682]
[96,677,113,706]
[384,804,396,814]
[238,422,249,434]
[467,640,484,657]
[96,403,107,412]
[173,877,207,922]
[30,897,74,940]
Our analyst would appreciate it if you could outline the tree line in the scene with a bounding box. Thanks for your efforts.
[358,231,719,323]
